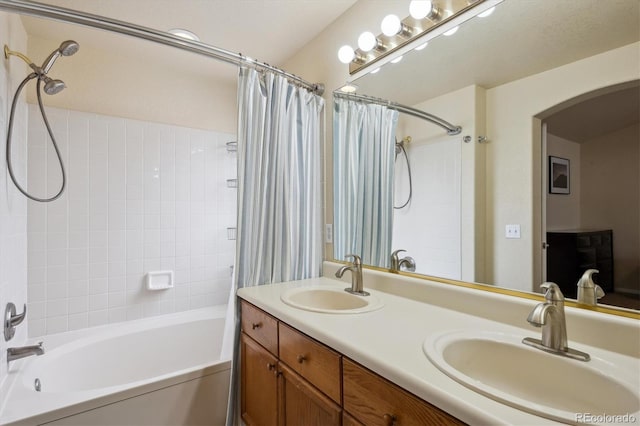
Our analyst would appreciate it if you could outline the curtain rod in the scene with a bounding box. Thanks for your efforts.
[0,0,325,95]
[334,91,462,135]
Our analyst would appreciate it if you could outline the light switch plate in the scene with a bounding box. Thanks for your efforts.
[506,224,521,239]
[325,224,333,243]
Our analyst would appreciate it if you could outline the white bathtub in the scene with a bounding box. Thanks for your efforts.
[0,306,231,426]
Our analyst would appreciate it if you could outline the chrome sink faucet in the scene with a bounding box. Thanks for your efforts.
[7,341,45,363]
[335,254,369,296]
[390,249,416,273]
[577,269,605,306]
[523,282,590,361]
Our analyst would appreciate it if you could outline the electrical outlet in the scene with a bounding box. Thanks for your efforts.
[506,224,521,239]
[325,224,333,243]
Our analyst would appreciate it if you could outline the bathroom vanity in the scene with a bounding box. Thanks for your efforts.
[240,300,461,425]
[237,262,640,425]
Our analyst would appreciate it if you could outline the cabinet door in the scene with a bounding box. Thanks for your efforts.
[343,358,464,426]
[279,363,341,426]
[241,333,279,426]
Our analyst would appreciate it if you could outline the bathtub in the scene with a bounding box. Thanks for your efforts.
[0,306,230,426]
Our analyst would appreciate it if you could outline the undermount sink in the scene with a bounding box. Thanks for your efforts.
[424,330,640,424]
[280,285,383,314]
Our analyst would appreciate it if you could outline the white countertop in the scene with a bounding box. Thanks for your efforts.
[237,271,640,426]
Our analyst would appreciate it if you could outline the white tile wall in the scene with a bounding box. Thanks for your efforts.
[0,11,28,383]
[26,107,236,337]
[393,138,461,279]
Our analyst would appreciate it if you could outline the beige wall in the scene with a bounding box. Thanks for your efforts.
[546,134,581,231]
[26,34,237,133]
[486,42,639,291]
[581,123,640,294]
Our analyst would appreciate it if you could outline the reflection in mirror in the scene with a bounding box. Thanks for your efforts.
[333,91,461,268]
[333,94,398,267]
[332,0,640,312]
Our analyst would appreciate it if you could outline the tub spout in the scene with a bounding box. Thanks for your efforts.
[7,341,44,363]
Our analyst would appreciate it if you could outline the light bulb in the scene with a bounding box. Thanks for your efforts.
[381,14,401,36]
[415,42,428,51]
[478,7,495,18]
[358,32,377,52]
[339,83,358,93]
[409,1,432,19]
[443,26,459,36]
[337,45,355,64]
[390,55,403,64]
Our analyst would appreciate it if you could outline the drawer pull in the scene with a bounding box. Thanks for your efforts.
[267,362,276,371]
[251,322,262,330]
[296,354,307,364]
[383,413,397,426]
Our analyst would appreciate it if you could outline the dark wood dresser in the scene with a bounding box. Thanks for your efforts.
[546,229,613,299]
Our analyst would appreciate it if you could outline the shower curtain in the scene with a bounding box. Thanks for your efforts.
[223,67,324,425]
[333,97,398,267]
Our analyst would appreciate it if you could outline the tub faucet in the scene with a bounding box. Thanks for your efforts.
[7,341,45,363]
[335,254,369,296]
[390,249,416,273]
[523,282,590,361]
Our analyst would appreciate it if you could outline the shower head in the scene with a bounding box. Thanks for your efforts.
[41,40,79,74]
[59,40,79,56]
[42,76,66,95]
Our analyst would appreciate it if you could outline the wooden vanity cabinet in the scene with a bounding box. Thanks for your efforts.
[240,301,341,426]
[240,300,464,426]
[343,359,465,426]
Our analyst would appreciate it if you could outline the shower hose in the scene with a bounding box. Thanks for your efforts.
[5,72,66,202]
[394,141,412,209]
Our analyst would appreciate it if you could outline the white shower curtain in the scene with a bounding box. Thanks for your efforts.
[333,97,398,267]
[223,67,324,425]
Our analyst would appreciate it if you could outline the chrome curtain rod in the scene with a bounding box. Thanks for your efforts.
[0,0,325,95]
[334,91,461,135]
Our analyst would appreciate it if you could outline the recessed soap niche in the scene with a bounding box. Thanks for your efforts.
[146,270,174,290]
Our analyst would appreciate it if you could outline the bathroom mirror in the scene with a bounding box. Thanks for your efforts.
[332,0,640,312]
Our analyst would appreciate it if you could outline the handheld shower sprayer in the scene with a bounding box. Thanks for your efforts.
[41,40,79,74]
[394,136,413,209]
[4,40,79,202]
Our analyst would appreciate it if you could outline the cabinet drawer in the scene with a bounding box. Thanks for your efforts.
[343,358,464,426]
[278,323,341,404]
[241,300,278,355]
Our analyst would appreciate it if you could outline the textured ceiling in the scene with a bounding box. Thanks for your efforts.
[354,0,640,107]
[546,85,640,144]
[347,0,640,143]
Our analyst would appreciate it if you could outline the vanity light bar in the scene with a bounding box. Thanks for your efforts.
[344,0,504,80]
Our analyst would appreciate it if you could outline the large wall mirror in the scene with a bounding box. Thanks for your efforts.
[332,0,640,312]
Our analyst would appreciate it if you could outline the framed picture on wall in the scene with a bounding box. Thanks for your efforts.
[549,156,570,194]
